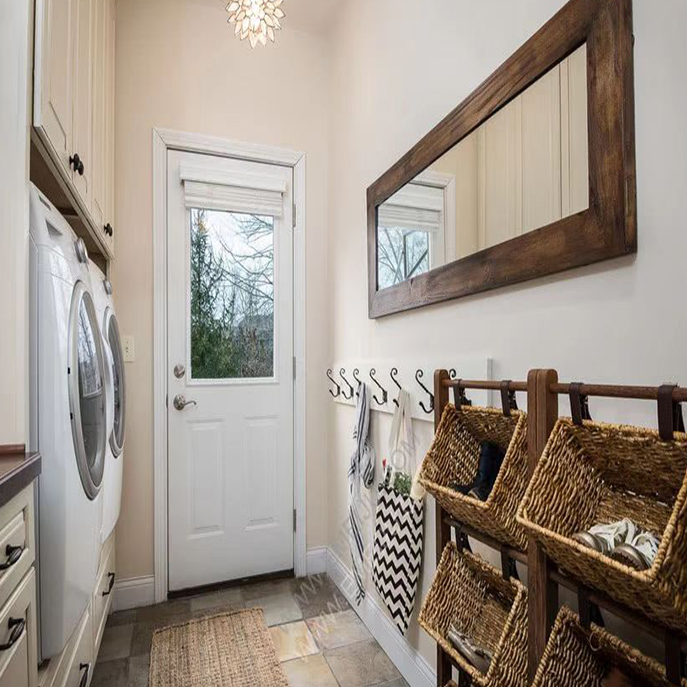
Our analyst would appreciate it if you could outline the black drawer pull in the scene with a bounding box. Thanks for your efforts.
[104,223,114,237]
[102,571,115,597]
[0,544,23,571]
[0,617,25,651]
[79,662,90,687]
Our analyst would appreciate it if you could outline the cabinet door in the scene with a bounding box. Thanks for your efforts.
[35,0,78,175]
[90,0,107,233]
[60,608,93,687]
[0,570,38,687]
[72,0,94,207]
[104,0,116,254]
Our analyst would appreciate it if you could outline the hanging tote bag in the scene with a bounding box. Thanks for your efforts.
[372,390,424,634]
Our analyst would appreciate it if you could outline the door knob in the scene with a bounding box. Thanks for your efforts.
[173,394,197,411]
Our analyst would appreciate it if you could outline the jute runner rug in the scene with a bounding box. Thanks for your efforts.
[149,608,289,687]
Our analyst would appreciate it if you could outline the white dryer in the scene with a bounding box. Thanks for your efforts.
[29,184,106,659]
[89,262,126,543]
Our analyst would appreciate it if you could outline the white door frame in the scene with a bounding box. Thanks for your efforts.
[152,127,307,603]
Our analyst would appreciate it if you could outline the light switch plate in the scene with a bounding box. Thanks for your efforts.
[123,336,135,363]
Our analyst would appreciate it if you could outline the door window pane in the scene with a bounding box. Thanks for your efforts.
[190,208,275,380]
[377,225,431,290]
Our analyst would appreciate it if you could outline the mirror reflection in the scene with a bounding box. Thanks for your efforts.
[377,44,589,291]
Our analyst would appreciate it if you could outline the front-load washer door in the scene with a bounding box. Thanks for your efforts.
[105,309,126,456]
[68,282,107,499]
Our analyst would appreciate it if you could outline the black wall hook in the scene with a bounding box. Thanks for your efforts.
[326,369,341,398]
[415,369,434,414]
[390,367,402,407]
[449,368,457,379]
[352,368,362,396]
[339,368,354,400]
[369,368,388,405]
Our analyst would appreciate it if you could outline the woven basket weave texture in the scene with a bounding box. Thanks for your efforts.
[531,606,687,687]
[418,542,528,687]
[419,404,528,550]
[517,417,687,632]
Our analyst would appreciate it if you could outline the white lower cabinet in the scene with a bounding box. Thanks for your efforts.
[59,610,92,687]
[0,566,38,687]
[92,535,115,655]
[39,533,116,687]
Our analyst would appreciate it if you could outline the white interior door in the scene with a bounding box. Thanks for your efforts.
[167,150,294,592]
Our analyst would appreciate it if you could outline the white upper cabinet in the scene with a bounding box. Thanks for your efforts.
[90,0,108,233]
[34,0,116,258]
[34,0,77,177]
[72,0,94,208]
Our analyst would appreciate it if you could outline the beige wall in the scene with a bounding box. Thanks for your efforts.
[326,0,687,668]
[113,0,330,579]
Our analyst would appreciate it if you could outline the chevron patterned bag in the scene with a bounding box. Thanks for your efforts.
[372,391,424,634]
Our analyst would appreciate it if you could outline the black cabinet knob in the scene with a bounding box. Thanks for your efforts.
[104,223,113,237]
[69,153,85,176]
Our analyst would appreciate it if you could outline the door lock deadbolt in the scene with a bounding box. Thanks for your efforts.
[173,364,186,379]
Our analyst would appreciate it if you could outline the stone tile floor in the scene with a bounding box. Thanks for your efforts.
[92,574,410,687]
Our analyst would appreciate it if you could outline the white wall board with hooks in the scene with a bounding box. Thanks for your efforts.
[328,357,493,422]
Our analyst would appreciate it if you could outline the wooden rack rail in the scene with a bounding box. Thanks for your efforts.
[432,368,687,686]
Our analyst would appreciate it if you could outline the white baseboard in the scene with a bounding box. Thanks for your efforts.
[325,547,435,687]
[112,575,156,612]
[305,546,328,575]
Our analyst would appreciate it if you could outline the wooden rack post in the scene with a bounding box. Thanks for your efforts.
[526,370,559,681]
[434,369,453,686]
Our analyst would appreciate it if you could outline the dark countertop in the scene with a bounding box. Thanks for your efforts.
[0,448,41,509]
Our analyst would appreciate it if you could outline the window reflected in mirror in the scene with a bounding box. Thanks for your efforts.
[376,43,589,291]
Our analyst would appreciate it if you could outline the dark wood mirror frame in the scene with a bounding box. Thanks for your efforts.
[367,0,636,318]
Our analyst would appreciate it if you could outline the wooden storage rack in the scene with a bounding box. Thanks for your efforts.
[432,369,687,686]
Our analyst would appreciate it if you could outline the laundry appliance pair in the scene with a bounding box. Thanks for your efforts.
[29,183,126,659]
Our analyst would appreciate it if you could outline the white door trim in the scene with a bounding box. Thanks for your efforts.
[152,127,307,603]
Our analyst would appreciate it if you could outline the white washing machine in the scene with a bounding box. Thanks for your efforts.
[29,184,106,659]
[89,262,126,543]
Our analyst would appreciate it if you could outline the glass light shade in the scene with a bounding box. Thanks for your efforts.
[226,0,285,48]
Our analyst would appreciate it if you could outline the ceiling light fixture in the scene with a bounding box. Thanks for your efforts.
[226,0,286,48]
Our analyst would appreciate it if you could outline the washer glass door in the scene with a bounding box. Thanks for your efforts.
[106,310,126,456]
[69,282,107,499]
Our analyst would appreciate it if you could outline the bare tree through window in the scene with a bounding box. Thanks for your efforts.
[377,225,430,290]
[190,208,275,379]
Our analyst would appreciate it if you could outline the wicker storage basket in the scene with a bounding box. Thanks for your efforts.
[517,417,687,632]
[418,404,528,550]
[418,542,528,687]
[531,606,687,687]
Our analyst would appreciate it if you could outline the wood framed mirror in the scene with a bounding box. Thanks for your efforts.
[367,0,636,318]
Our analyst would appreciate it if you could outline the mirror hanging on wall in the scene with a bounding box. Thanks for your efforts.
[376,44,589,292]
